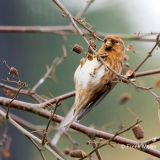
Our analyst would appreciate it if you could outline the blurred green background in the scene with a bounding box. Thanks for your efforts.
[0,0,160,160]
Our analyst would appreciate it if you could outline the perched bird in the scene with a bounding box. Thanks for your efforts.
[59,35,125,131]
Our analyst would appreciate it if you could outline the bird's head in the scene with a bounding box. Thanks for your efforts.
[99,35,125,56]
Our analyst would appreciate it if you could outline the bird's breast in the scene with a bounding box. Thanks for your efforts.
[74,57,107,89]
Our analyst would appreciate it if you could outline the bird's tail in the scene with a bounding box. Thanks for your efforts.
[58,105,76,131]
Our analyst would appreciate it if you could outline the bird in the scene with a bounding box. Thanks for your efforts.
[59,35,125,131]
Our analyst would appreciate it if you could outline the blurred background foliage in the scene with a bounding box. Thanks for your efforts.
[0,0,160,160]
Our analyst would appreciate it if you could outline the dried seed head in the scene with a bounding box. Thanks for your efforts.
[3,88,16,98]
[86,141,91,145]
[97,138,104,145]
[44,139,49,145]
[126,69,135,78]
[24,83,28,87]
[63,148,71,155]
[70,150,86,158]
[87,53,93,61]
[132,124,144,140]
[126,44,133,51]
[123,54,129,61]
[88,39,96,53]
[3,60,6,64]
[9,67,19,77]
[72,44,83,54]
[119,93,131,104]
[80,58,86,67]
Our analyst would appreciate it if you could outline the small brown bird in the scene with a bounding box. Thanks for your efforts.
[59,35,125,131]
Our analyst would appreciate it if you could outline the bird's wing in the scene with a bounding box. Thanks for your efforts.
[59,57,107,130]
[77,81,117,121]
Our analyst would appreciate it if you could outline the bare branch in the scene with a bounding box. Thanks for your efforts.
[0,109,64,160]
[0,26,157,42]
[135,69,160,77]
[28,137,46,160]
[90,139,103,160]
[134,34,160,72]
[0,97,160,158]
[32,57,65,93]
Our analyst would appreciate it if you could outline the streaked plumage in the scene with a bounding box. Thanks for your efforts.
[59,35,125,131]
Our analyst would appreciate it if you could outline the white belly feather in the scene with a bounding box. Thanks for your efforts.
[74,58,106,89]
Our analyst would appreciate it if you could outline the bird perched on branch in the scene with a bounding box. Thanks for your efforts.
[59,35,125,131]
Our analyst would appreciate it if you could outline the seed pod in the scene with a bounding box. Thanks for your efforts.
[87,53,93,61]
[119,93,131,104]
[69,150,86,158]
[9,67,19,77]
[44,139,49,145]
[63,148,71,155]
[3,60,6,64]
[72,44,83,54]
[126,69,135,78]
[132,124,144,140]
[88,39,96,53]
[126,44,133,51]
[86,140,91,145]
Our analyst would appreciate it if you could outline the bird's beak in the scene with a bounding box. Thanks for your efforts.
[105,40,112,48]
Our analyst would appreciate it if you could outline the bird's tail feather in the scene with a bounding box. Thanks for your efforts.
[58,106,76,131]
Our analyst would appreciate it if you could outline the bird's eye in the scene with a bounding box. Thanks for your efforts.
[115,40,119,44]
[104,40,107,43]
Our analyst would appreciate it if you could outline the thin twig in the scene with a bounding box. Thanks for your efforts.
[6,83,26,119]
[0,108,67,160]
[0,109,64,160]
[130,81,160,102]
[1,68,160,103]
[32,57,64,92]
[0,82,75,104]
[134,34,160,72]
[28,137,46,160]
[52,0,126,80]
[73,0,93,19]
[79,120,142,160]
[0,26,157,42]
[90,139,103,160]
[0,97,160,158]
[42,101,59,145]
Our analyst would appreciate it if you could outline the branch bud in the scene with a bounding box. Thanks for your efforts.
[126,69,135,78]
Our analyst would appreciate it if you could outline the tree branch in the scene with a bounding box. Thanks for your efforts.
[0,109,64,160]
[0,97,160,158]
[0,26,157,42]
